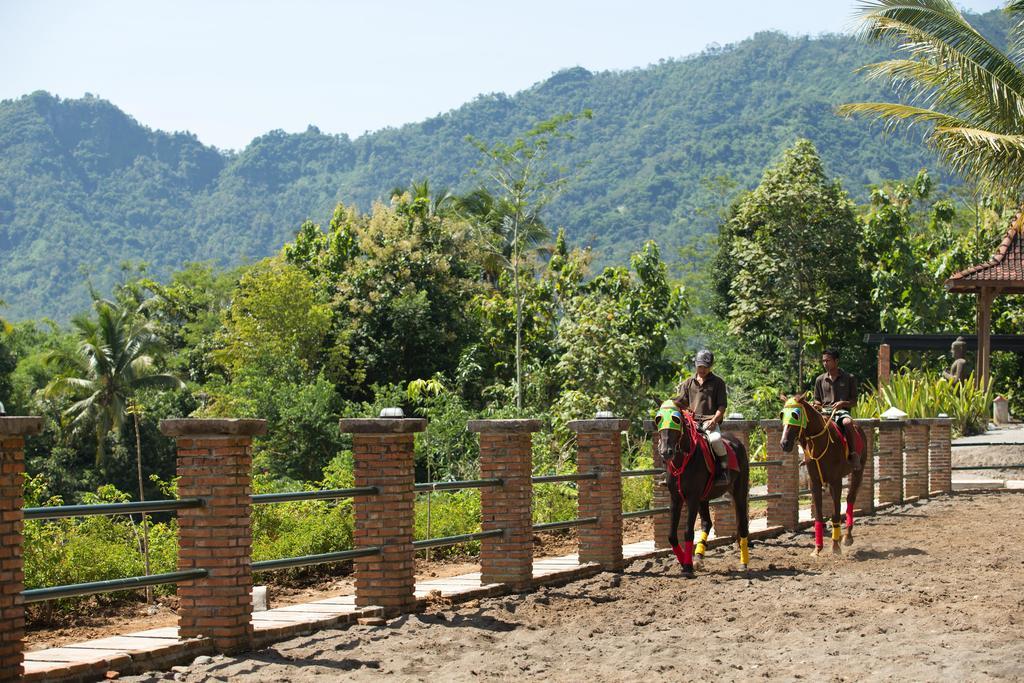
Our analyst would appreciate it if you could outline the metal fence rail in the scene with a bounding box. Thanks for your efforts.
[951,442,1023,448]
[251,487,378,505]
[415,478,503,492]
[951,463,1024,470]
[252,546,382,572]
[532,472,599,484]
[623,506,670,519]
[413,529,504,550]
[621,468,661,478]
[533,516,599,532]
[22,569,208,603]
[24,498,203,521]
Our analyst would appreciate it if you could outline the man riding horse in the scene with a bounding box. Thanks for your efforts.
[675,349,729,483]
[812,348,863,470]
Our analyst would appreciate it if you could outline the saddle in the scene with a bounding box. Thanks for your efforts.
[827,419,865,462]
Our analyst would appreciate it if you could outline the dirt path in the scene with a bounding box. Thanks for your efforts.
[124,492,1024,682]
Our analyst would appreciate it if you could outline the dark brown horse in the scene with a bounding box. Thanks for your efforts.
[779,394,866,555]
[655,399,750,574]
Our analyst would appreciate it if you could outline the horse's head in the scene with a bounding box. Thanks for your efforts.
[654,399,686,463]
[779,393,811,453]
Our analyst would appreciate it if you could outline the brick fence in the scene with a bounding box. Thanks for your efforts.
[0,413,955,674]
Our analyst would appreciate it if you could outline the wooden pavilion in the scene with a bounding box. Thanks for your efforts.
[944,212,1024,388]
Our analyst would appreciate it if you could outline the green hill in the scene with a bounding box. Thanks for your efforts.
[0,13,1008,321]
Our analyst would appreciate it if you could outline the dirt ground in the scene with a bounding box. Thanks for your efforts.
[119,492,1024,682]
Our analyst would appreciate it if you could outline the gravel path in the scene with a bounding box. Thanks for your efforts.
[125,492,1024,682]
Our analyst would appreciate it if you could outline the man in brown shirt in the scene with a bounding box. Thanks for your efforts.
[675,349,729,482]
[812,348,861,469]
[676,349,728,431]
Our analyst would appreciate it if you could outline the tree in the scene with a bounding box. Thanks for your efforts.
[715,139,874,388]
[468,111,592,412]
[44,296,184,596]
[840,0,1024,198]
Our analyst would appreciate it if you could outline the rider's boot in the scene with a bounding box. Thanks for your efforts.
[843,422,862,471]
[655,472,669,488]
[715,455,729,484]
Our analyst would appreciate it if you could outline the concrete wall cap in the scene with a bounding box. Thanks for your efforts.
[159,418,268,437]
[876,419,904,430]
[467,419,543,433]
[721,419,759,430]
[339,417,428,434]
[0,416,44,436]
[567,418,630,432]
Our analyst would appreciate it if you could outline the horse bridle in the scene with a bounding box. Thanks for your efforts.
[782,399,840,483]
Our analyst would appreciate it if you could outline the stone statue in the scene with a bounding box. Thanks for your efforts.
[943,336,969,383]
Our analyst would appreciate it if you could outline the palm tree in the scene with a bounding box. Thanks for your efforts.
[45,296,184,598]
[839,0,1024,198]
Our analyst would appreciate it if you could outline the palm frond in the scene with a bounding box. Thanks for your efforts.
[853,0,1024,128]
[928,125,1024,194]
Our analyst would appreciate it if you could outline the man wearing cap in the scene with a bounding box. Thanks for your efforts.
[664,349,729,484]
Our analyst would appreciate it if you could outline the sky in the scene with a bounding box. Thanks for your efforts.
[1,0,1008,151]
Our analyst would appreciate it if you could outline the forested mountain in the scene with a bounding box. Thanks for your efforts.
[0,11,1009,321]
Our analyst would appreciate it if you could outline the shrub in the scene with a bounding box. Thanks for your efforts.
[856,369,993,436]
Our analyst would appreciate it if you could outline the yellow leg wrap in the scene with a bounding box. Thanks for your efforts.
[739,537,749,565]
[831,525,842,542]
[695,530,708,555]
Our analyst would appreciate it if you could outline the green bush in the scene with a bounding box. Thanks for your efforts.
[23,477,178,614]
[855,369,993,436]
[250,471,355,578]
[414,489,481,557]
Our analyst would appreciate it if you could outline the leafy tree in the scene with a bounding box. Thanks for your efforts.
[841,0,1024,198]
[555,241,686,421]
[715,139,874,388]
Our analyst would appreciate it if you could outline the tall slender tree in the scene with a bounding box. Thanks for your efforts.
[45,297,184,596]
[468,111,591,412]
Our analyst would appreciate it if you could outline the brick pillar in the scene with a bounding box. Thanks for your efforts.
[570,417,629,571]
[877,421,903,505]
[878,343,891,387]
[712,420,754,539]
[340,415,425,615]
[763,420,800,531]
[928,419,953,494]
[0,417,42,680]
[469,420,538,589]
[903,421,929,500]
[857,420,876,515]
[160,418,265,654]
[649,426,671,548]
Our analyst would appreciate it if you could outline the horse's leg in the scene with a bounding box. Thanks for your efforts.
[733,465,750,571]
[680,500,700,575]
[810,470,825,557]
[695,501,712,563]
[844,463,864,547]
[668,490,684,566]
[829,477,843,556]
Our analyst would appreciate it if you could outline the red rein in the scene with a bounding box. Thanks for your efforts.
[666,414,715,501]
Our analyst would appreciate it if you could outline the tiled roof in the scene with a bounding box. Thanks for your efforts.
[945,211,1024,293]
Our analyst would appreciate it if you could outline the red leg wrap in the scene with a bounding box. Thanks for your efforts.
[683,541,694,566]
[846,507,854,529]
[814,520,824,547]
[672,543,686,565]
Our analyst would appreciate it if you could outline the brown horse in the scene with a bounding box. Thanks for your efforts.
[654,400,750,574]
[779,394,866,555]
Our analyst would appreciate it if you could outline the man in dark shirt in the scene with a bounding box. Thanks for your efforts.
[812,348,861,469]
[677,349,728,431]
[675,349,729,482]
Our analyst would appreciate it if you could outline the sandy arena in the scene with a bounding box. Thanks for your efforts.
[121,491,1024,682]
